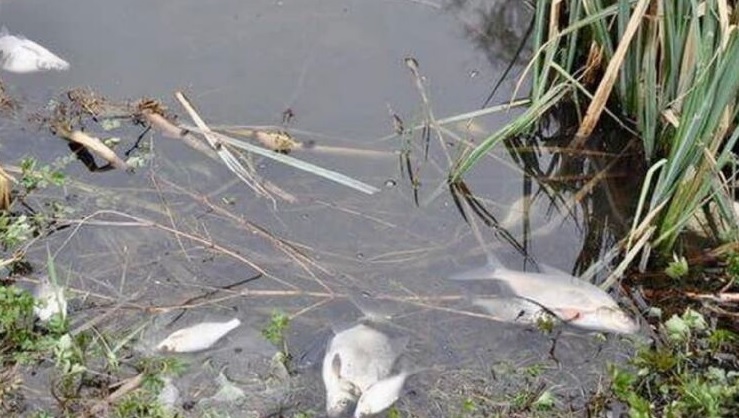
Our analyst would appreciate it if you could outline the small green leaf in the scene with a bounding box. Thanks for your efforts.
[664,314,690,342]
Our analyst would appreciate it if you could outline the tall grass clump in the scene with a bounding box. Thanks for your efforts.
[452,0,739,258]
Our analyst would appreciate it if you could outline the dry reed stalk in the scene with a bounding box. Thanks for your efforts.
[573,0,651,145]
[582,42,604,85]
[175,91,274,202]
[88,373,144,417]
[141,109,217,158]
[142,110,298,203]
[0,162,12,210]
[405,57,453,166]
[156,176,326,277]
[61,129,132,171]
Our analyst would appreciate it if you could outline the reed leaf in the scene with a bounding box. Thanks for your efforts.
[450,83,570,181]
[452,0,739,260]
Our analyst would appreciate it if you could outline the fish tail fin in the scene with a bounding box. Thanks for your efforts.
[226,318,241,329]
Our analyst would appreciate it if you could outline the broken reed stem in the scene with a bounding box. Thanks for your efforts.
[573,0,650,145]
[88,373,145,416]
[175,91,275,202]
[56,127,131,171]
[143,110,298,203]
[405,58,454,166]
[149,172,191,262]
[141,110,218,159]
[154,175,334,295]
[0,162,11,210]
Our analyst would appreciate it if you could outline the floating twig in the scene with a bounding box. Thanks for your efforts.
[57,128,131,171]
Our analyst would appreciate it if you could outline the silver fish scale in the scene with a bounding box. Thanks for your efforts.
[325,324,397,391]
[492,269,620,312]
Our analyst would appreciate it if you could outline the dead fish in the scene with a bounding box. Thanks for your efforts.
[353,370,411,417]
[323,324,404,417]
[156,318,241,353]
[471,295,551,324]
[450,258,638,334]
[33,276,67,322]
[0,27,69,73]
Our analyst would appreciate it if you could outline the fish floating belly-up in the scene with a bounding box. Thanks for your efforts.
[0,27,70,73]
[354,370,411,418]
[156,318,241,353]
[322,323,404,417]
[450,258,639,334]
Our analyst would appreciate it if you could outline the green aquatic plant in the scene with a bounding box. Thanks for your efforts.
[0,286,36,361]
[113,390,174,418]
[262,310,290,346]
[0,214,33,249]
[18,157,66,193]
[450,0,739,258]
[664,254,689,279]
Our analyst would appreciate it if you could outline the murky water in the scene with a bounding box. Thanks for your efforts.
[1,0,636,416]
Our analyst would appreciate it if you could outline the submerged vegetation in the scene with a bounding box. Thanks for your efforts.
[454,0,739,260]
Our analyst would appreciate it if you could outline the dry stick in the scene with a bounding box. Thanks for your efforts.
[573,0,650,145]
[159,175,316,268]
[398,299,508,322]
[685,291,739,303]
[704,304,739,319]
[220,126,394,158]
[0,162,12,211]
[144,109,298,204]
[88,373,145,417]
[405,58,453,166]
[314,200,398,229]
[60,210,298,290]
[368,246,446,264]
[174,92,275,204]
[142,110,217,158]
[146,290,336,314]
[157,175,334,294]
[145,282,470,315]
[149,172,191,262]
[289,297,335,320]
[60,129,132,171]
[71,299,132,336]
